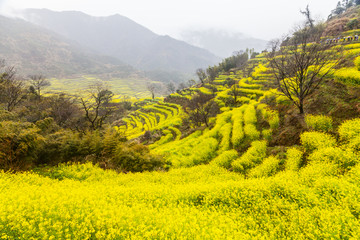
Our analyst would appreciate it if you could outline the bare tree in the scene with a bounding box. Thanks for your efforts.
[147,83,156,99]
[228,81,240,104]
[80,81,114,130]
[48,94,79,127]
[166,82,176,94]
[0,61,25,111]
[196,68,207,84]
[267,27,342,114]
[300,5,315,28]
[29,74,50,99]
[185,92,220,127]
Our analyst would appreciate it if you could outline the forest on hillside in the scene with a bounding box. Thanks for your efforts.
[1,1,360,239]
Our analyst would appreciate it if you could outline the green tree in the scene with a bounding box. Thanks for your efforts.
[29,74,50,99]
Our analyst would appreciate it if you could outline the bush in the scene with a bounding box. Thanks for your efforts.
[262,129,273,141]
[111,142,168,172]
[285,147,303,171]
[0,121,44,171]
[308,147,359,172]
[232,140,267,173]
[300,131,336,152]
[305,114,333,132]
[248,156,280,178]
[347,18,359,30]
[211,149,238,169]
[338,118,360,142]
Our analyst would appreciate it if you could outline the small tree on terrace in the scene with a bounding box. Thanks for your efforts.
[147,82,163,99]
[185,92,220,127]
[267,26,342,114]
[196,68,207,84]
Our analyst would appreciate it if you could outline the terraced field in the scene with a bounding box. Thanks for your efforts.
[47,75,156,99]
[116,101,183,140]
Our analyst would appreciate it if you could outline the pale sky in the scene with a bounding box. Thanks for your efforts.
[0,0,341,40]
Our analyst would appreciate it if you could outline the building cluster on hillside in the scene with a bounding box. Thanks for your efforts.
[325,35,359,44]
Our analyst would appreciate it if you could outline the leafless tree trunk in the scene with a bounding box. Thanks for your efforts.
[0,61,25,111]
[80,81,114,130]
[267,27,342,114]
[196,68,207,84]
[300,5,315,28]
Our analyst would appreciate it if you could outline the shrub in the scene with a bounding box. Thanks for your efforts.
[211,149,238,169]
[0,121,44,171]
[305,114,333,132]
[112,142,168,172]
[285,147,303,171]
[262,129,273,141]
[248,156,280,178]
[308,147,359,172]
[300,131,336,152]
[232,140,267,173]
[338,118,360,142]
[347,18,359,30]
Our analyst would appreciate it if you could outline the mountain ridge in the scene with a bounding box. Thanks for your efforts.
[0,14,136,78]
[22,9,220,73]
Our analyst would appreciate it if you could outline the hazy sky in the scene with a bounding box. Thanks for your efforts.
[0,0,340,40]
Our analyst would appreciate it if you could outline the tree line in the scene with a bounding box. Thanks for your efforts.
[0,61,169,172]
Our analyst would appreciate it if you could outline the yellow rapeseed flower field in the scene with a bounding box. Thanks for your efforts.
[2,161,360,239]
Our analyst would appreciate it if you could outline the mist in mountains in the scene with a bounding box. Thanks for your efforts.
[22,9,220,73]
[0,14,134,78]
[180,29,268,58]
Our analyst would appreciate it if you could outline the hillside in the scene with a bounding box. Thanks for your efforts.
[1,4,360,240]
[22,9,221,73]
[0,15,135,78]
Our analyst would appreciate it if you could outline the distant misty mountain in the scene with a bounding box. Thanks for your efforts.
[22,9,220,73]
[181,29,268,58]
[0,15,135,78]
